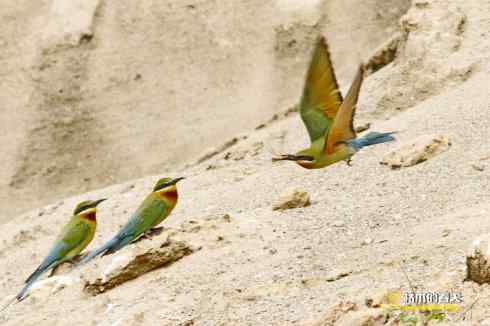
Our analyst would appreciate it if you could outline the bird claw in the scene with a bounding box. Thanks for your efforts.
[146,226,165,237]
[48,257,79,277]
[137,227,165,242]
[346,159,352,166]
[48,265,59,277]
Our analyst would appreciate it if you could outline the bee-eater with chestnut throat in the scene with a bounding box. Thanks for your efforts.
[15,198,106,301]
[273,36,395,169]
[80,177,184,265]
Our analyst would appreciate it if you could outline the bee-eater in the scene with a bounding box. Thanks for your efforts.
[79,177,184,265]
[272,36,395,169]
[15,198,106,301]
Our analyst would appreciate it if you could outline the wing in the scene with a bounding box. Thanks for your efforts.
[25,219,90,284]
[299,36,343,143]
[118,195,167,241]
[56,218,92,257]
[325,64,364,154]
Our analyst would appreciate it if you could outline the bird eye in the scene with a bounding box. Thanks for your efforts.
[75,205,90,214]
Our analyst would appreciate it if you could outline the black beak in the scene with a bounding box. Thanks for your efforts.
[171,177,185,185]
[94,198,107,207]
[272,154,314,162]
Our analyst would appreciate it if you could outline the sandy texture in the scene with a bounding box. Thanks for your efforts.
[0,0,409,221]
[1,0,490,325]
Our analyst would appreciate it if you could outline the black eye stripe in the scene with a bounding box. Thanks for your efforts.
[154,182,172,191]
[74,205,91,215]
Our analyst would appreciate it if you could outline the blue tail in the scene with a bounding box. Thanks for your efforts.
[16,258,59,301]
[79,235,132,266]
[349,131,396,151]
[16,275,40,301]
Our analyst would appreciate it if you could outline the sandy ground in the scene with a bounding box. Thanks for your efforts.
[0,0,409,221]
[1,0,490,325]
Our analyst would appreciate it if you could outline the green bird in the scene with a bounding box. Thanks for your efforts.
[273,36,395,169]
[15,198,106,301]
[80,177,184,265]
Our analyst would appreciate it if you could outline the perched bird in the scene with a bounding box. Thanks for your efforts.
[79,177,184,265]
[15,198,106,301]
[272,36,395,169]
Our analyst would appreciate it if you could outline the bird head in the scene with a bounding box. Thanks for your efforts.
[153,177,185,192]
[73,198,107,215]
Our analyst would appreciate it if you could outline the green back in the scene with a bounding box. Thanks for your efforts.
[121,193,171,239]
[47,215,92,261]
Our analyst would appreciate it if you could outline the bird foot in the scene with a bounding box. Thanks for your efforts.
[136,227,165,242]
[48,258,80,277]
[48,264,60,277]
[146,226,165,237]
[346,159,352,166]
[71,253,87,263]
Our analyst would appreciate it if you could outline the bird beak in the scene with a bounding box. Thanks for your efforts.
[94,198,107,207]
[272,154,314,162]
[272,154,293,162]
[171,177,185,184]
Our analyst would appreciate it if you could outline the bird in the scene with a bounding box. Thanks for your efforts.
[272,36,395,169]
[14,198,106,301]
[79,177,184,265]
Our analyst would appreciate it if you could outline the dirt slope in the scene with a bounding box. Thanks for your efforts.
[0,0,409,221]
[1,0,490,325]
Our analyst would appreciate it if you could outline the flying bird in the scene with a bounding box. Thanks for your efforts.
[273,36,395,169]
[15,198,106,301]
[79,177,184,265]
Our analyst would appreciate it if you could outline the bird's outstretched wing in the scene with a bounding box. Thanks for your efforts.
[300,36,343,143]
[325,64,364,154]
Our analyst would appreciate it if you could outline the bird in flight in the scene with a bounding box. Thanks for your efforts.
[273,36,395,169]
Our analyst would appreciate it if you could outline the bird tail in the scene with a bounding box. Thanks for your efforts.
[350,131,396,150]
[16,277,38,302]
[79,235,131,266]
[16,258,59,301]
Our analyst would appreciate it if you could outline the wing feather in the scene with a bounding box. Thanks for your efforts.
[56,218,91,258]
[300,36,343,143]
[325,64,364,154]
[25,219,90,284]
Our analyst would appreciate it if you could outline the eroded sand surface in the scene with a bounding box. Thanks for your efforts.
[0,0,408,221]
[1,0,490,325]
